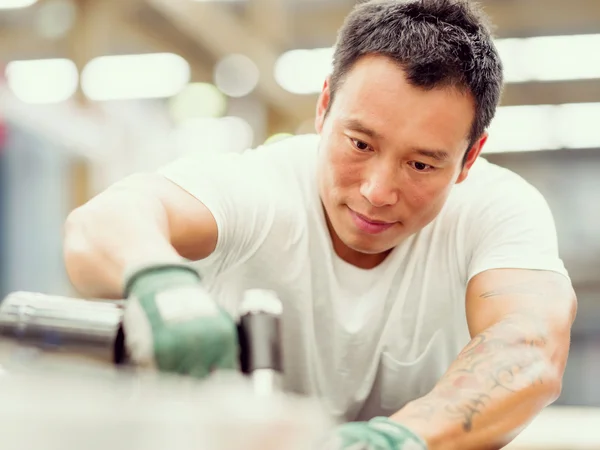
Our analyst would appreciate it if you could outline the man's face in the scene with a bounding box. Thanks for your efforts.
[315,55,486,267]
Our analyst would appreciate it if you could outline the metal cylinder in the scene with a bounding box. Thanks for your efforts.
[0,291,124,365]
[237,289,284,395]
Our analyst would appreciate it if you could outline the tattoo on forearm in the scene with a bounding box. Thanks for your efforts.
[404,312,551,433]
[445,392,491,432]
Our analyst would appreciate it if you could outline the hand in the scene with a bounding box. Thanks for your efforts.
[122,263,238,378]
[319,417,428,450]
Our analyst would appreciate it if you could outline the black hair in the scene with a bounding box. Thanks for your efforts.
[329,0,504,162]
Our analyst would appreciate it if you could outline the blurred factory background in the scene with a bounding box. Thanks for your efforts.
[0,0,599,414]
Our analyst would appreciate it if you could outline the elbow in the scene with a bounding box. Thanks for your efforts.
[63,207,96,294]
[544,361,564,404]
[63,207,89,263]
[542,288,578,404]
[63,173,146,278]
[523,327,572,407]
[553,289,578,395]
[63,205,123,299]
[544,325,575,405]
[525,349,564,407]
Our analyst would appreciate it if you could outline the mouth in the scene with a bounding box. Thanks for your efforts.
[348,208,397,235]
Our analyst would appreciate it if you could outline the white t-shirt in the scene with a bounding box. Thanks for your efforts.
[158,134,568,422]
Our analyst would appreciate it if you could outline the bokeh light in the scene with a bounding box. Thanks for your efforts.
[214,54,260,98]
[169,83,228,124]
[264,133,293,145]
[5,58,79,104]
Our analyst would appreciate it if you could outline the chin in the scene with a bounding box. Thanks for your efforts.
[343,235,395,256]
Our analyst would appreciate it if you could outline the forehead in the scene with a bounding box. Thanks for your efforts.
[332,56,475,153]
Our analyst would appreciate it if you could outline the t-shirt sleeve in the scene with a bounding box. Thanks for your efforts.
[156,149,279,274]
[466,177,569,282]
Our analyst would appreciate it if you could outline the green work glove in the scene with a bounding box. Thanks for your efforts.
[319,417,428,450]
[121,263,238,378]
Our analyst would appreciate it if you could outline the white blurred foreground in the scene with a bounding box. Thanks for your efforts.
[506,406,600,449]
[0,371,334,450]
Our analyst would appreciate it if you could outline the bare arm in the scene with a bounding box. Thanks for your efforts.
[390,269,577,450]
[63,173,218,299]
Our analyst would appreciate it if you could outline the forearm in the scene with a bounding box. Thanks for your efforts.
[391,313,567,450]
[64,179,180,299]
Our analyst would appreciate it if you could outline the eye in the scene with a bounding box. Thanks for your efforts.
[409,161,435,172]
[351,138,372,152]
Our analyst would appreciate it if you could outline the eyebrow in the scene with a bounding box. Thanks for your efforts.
[414,148,451,162]
[343,119,383,140]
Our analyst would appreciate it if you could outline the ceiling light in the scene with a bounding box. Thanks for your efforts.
[5,58,78,104]
[81,53,190,101]
[484,103,600,153]
[0,0,38,10]
[496,34,600,83]
[274,48,333,95]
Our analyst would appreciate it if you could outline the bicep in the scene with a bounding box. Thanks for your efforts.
[157,176,219,261]
[157,151,281,270]
[463,178,577,337]
[115,173,219,261]
[466,179,567,282]
[466,268,577,339]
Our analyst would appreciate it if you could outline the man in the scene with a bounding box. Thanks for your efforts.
[63,0,577,449]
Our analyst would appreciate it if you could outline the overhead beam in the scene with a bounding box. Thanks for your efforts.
[245,0,291,49]
[502,80,600,106]
[480,0,600,38]
[290,0,600,45]
[113,10,214,81]
[144,0,315,123]
[0,28,66,61]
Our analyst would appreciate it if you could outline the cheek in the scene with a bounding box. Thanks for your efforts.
[325,144,361,192]
[402,175,454,214]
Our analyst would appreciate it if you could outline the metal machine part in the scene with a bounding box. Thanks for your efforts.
[0,291,332,450]
[0,291,125,366]
[238,289,284,395]
[0,289,286,389]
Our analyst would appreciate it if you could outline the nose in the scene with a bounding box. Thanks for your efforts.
[359,164,399,207]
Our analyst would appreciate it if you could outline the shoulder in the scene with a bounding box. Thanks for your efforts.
[252,134,321,203]
[439,157,560,255]
[461,157,537,194]
[252,133,320,171]
[452,159,568,280]
[448,157,549,216]
[159,133,319,189]
[223,133,320,185]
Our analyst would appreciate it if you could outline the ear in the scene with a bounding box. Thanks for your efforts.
[456,133,488,184]
[315,77,332,134]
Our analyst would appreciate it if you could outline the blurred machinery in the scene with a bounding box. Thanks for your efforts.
[0,289,326,450]
[0,290,599,449]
